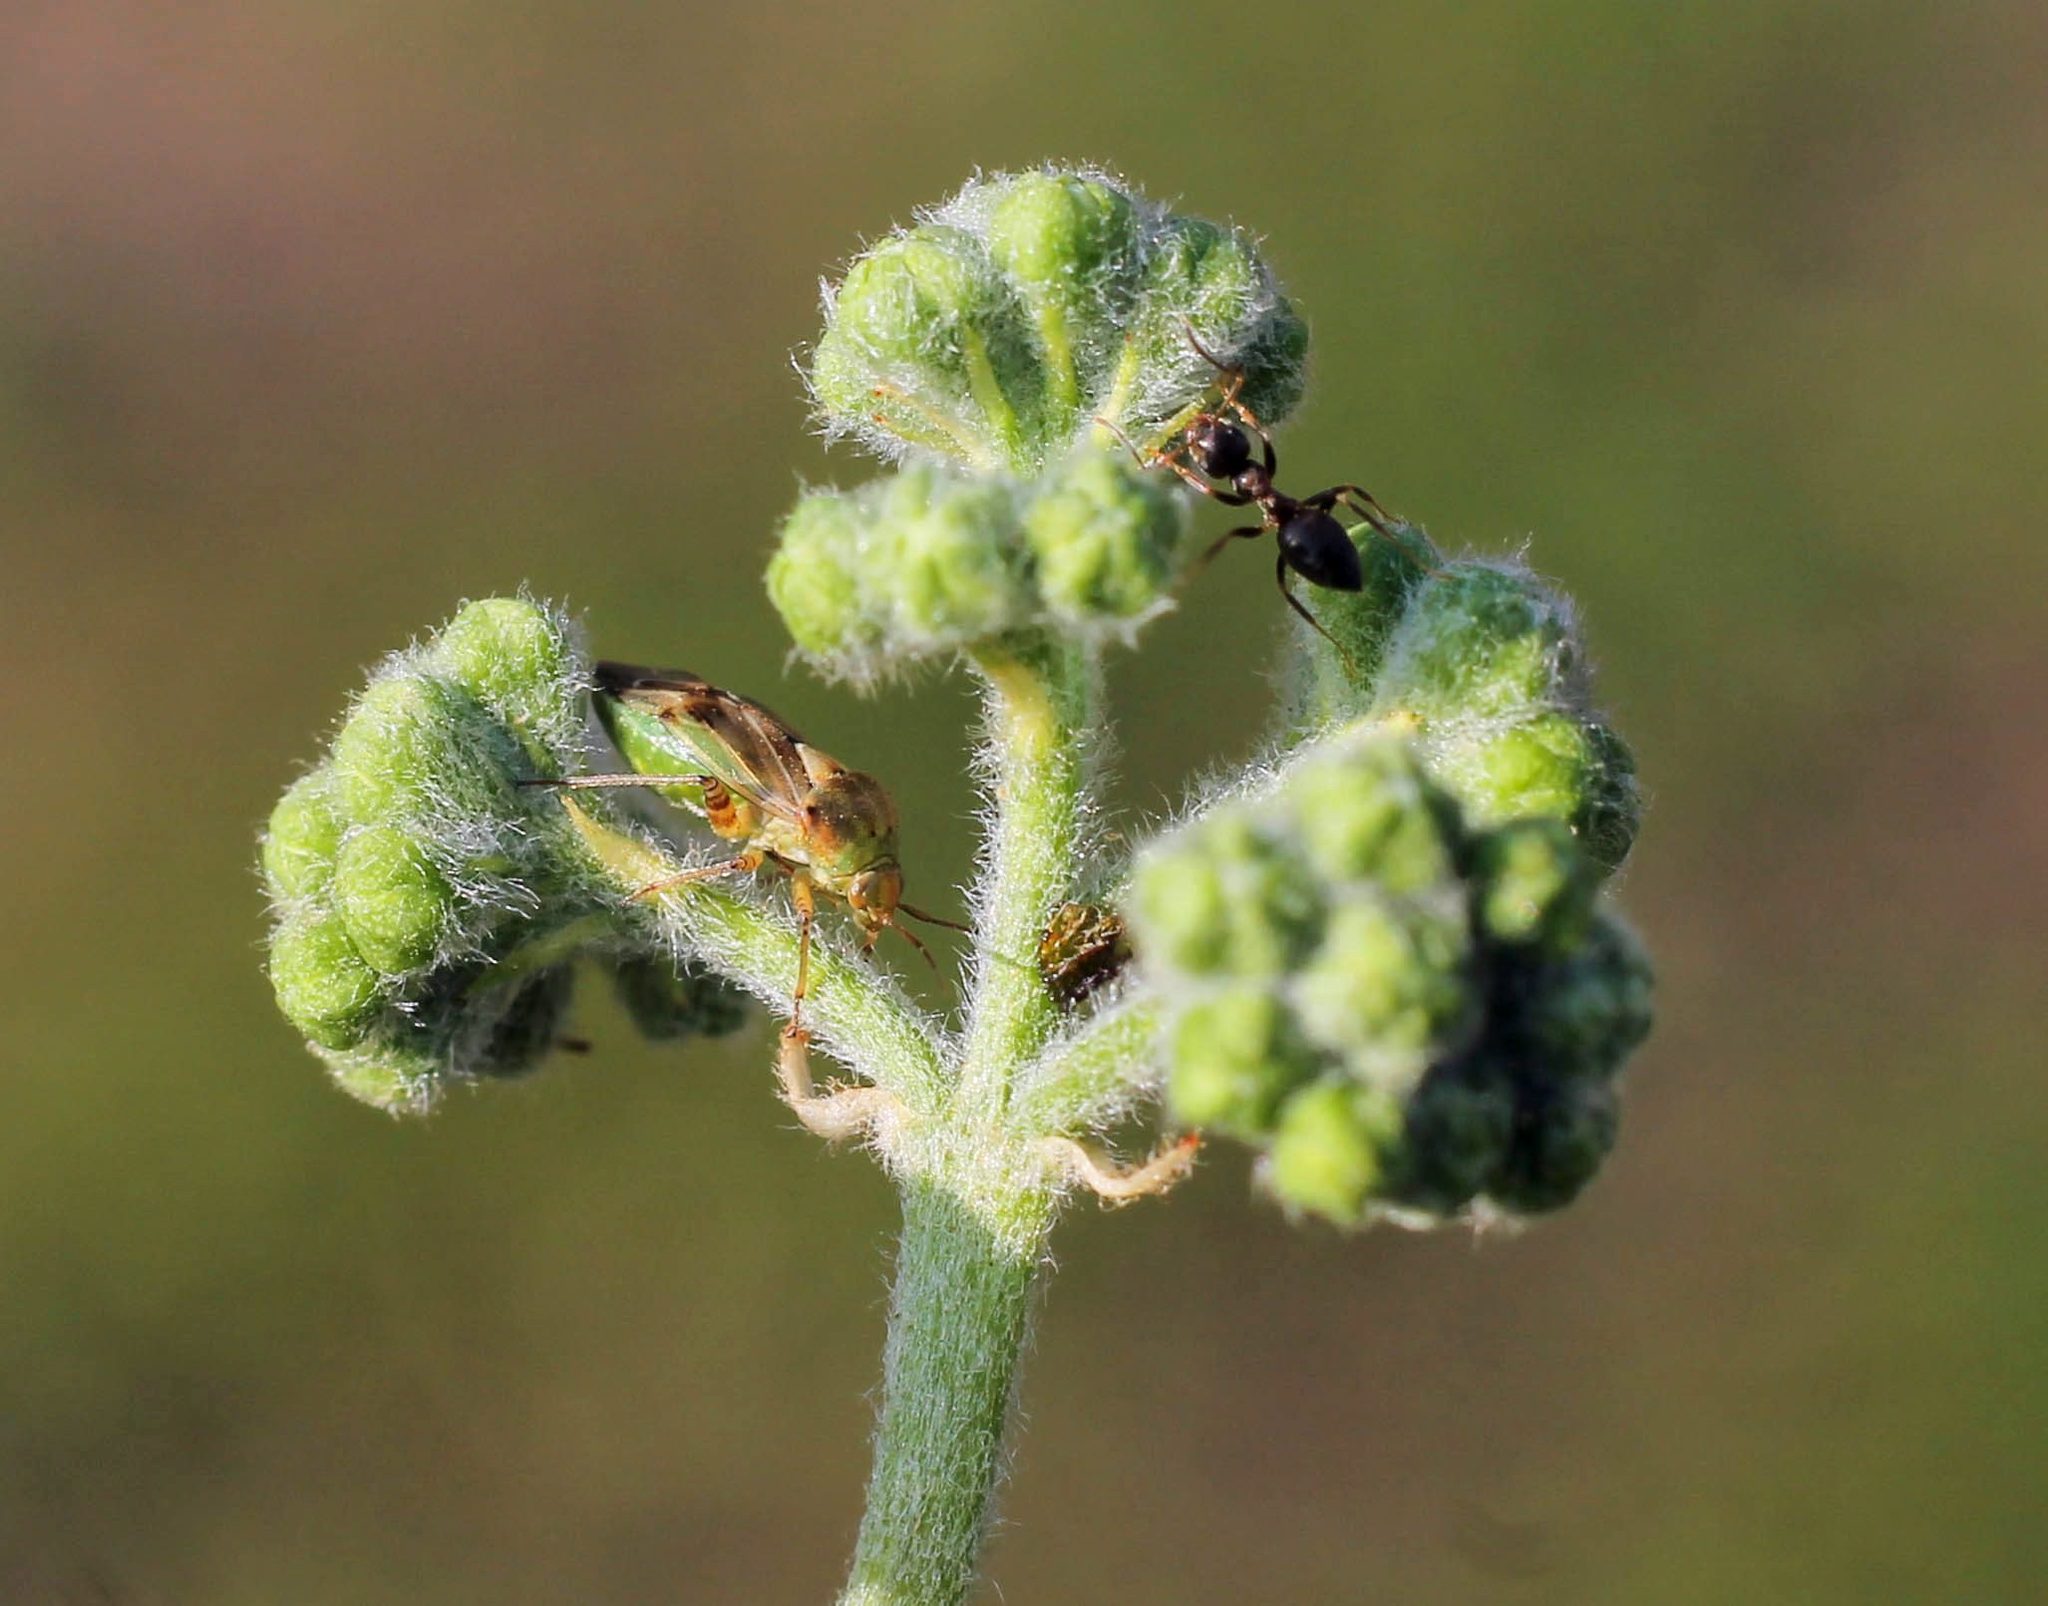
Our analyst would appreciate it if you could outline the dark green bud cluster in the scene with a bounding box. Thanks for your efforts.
[767,447,1189,679]
[260,598,742,1113]
[809,166,1307,475]
[1127,730,1652,1227]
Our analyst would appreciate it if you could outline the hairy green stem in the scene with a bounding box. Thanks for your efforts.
[840,1174,1055,1606]
[1017,991,1166,1134]
[562,801,950,1116]
[839,638,1098,1602]
[958,639,1095,1114]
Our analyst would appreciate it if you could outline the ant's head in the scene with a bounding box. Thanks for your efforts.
[1186,413,1254,481]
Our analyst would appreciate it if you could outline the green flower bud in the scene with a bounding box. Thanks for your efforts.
[1291,893,1475,1073]
[1428,712,1640,873]
[611,954,749,1041]
[770,449,1197,679]
[1577,722,1643,873]
[1130,216,1307,432]
[429,596,581,753]
[1284,735,1457,895]
[1489,1079,1620,1215]
[1132,717,1648,1229]
[766,491,873,659]
[269,905,384,1050]
[1382,1060,1517,1216]
[1377,563,1586,724]
[1128,850,1232,974]
[1472,818,1596,953]
[813,224,1045,469]
[1022,449,1187,625]
[1166,986,1317,1136]
[1265,1080,1404,1225]
[1286,520,1439,729]
[978,171,1141,434]
[317,1035,440,1115]
[332,824,451,975]
[1518,911,1655,1080]
[264,597,653,1111]
[811,169,1308,473]
[1129,814,1324,979]
[888,473,1028,641]
[261,769,345,901]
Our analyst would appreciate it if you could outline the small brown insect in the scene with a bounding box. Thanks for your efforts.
[1036,901,1132,1010]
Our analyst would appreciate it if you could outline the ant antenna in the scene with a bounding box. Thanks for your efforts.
[1091,413,1151,467]
[1179,319,1235,376]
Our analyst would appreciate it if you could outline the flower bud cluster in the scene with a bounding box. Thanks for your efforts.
[1292,531,1643,876]
[260,598,742,1113]
[1373,559,1642,873]
[768,447,1190,678]
[809,166,1307,475]
[1127,730,1651,1226]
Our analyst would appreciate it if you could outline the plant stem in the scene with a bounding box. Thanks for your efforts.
[1016,991,1166,1134]
[560,800,950,1115]
[839,1172,1055,1606]
[958,639,1095,1114]
[838,637,1097,1602]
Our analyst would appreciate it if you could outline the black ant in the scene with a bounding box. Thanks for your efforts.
[1109,329,1404,651]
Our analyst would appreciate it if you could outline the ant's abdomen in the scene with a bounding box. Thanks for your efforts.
[1278,508,1365,591]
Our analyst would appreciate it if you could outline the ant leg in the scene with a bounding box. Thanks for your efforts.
[627,850,762,902]
[1224,395,1278,477]
[1044,1131,1202,1204]
[1180,319,1239,383]
[1168,456,1254,505]
[1099,417,1255,505]
[1179,320,1253,420]
[1276,553,1358,672]
[1193,523,1270,578]
[1309,484,1397,535]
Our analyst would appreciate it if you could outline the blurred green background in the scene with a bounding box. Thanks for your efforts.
[4,2,2044,1601]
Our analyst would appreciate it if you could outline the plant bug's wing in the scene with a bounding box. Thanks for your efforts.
[594,662,811,825]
